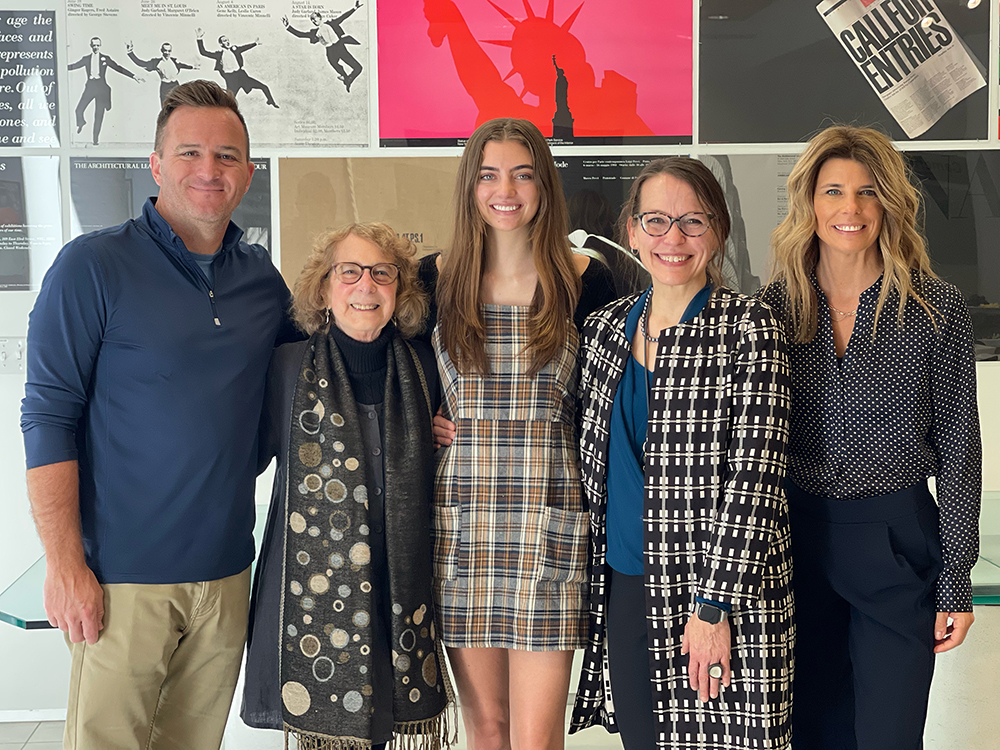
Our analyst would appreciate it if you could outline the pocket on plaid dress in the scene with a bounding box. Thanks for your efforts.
[431,504,462,581]
[537,506,589,584]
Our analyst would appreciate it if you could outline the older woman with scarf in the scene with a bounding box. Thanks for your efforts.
[241,222,454,750]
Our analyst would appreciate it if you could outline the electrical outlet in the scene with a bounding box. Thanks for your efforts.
[0,337,26,374]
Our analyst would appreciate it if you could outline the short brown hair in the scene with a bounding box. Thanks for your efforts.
[154,80,249,156]
[618,157,731,287]
[291,222,429,339]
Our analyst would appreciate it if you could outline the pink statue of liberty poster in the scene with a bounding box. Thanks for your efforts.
[378,0,691,146]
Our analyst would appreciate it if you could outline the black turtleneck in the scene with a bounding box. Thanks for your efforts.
[329,321,393,406]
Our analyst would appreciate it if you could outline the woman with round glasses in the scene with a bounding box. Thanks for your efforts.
[241,223,454,750]
[759,126,981,749]
[418,118,616,749]
[569,157,794,750]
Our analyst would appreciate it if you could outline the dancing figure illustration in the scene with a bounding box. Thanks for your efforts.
[196,28,278,108]
[126,41,198,104]
[283,2,365,92]
[68,37,143,145]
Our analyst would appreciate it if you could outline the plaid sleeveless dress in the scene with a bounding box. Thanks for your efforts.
[431,305,588,651]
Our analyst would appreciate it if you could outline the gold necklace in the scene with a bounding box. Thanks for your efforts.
[828,304,857,320]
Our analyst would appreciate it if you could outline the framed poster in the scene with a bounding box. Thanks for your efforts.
[378,0,691,146]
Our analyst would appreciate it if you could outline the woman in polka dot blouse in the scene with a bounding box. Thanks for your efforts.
[759,125,982,750]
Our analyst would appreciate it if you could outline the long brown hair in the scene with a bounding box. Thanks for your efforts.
[617,157,731,287]
[767,125,936,343]
[437,118,581,376]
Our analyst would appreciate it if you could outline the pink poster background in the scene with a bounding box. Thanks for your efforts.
[378,0,692,142]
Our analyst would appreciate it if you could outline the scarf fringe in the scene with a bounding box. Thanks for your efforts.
[284,701,459,750]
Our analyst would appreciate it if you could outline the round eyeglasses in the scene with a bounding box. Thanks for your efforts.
[331,262,400,285]
[635,211,713,238]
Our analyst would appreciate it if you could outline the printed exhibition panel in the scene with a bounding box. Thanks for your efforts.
[713,151,1000,358]
[699,0,989,143]
[69,157,271,249]
[377,0,692,146]
[278,156,462,282]
[0,155,62,290]
[63,0,369,147]
[0,10,59,148]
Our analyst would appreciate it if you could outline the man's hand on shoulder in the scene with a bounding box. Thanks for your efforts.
[44,560,104,644]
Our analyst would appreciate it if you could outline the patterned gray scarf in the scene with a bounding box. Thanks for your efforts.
[281,332,455,750]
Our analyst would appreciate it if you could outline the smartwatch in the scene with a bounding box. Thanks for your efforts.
[696,602,727,625]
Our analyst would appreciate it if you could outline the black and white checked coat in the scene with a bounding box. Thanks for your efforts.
[570,288,795,750]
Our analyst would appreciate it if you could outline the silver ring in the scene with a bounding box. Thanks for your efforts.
[708,663,723,680]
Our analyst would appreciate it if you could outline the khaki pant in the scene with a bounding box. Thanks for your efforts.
[64,567,251,750]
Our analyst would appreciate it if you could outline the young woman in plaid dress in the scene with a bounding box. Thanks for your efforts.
[418,118,616,749]
[570,158,795,750]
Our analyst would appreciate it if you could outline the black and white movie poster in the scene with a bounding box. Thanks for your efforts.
[69,157,272,248]
[0,10,59,148]
[556,156,764,295]
[0,156,62,290]
[64,0,369,147]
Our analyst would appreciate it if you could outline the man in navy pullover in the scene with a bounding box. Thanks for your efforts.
[21,80,297,750]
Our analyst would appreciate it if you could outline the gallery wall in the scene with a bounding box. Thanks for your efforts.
[0,0,998,715]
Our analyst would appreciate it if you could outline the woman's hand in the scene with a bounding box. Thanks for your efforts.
[433,408,456,449]
[681,613,732,702]
[934,611,975,653]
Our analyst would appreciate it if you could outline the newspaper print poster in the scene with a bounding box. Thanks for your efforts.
[817,0,986,138]
[699,0,988,142]
[70,157,271,249]
[377,0,691,146]
[64,0,369,147]
[0,11,59,148]
[0,156,61,290]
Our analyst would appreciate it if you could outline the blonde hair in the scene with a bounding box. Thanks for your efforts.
[437,118,581,377]
[767,125,936,343]
[617,157,731,287]
[291,222,428,338]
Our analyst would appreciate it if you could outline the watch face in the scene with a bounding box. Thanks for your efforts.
[698,604,723,624]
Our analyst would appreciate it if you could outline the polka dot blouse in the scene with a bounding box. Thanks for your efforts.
[759,273,982,612]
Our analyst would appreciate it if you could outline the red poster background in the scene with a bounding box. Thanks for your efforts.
[378,0,692,145]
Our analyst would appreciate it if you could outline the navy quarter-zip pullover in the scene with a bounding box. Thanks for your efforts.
[21,199,300,584]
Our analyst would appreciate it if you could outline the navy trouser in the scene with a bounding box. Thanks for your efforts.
[788,481,941,750]
[606,569,658,750]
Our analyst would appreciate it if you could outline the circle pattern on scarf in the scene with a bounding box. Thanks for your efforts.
[290,513,307,534]
[290,581,303,595]
[353,610,370,628]
[329,510,351,531]
[296,551,310,565]
[423,653,438,686]
[345,457,359,471]
[329,552,344,568]
[299,443,322,466]
[343,690,363,712]
[299,411,321,435]
[354,485,367,503]
[338,585,351,597]
[300,634,321,658]
[281,681,311,716]
[330,628,349,648]
[349,543,370,565]
[400,629,416,652]
[395,654,410,672]
[325,479,347,503]
[331,413,345,427]
[309,574,329,594]
[303,474,322,492]
[409,688,421,703]
[313,656,335,682]
[413,604,426,625]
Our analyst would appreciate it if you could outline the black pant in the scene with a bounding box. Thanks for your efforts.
[788,481,941,750]
[606,569,657,750]
[75,79,110,144]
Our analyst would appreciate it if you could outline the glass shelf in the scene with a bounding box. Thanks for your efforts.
[0,504,271,630]
[3,495,997,629]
